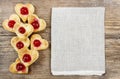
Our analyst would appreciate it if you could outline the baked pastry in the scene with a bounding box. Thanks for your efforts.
[15,3,34,22]
[28,14,46,32]
[2,14,20,32]
[11,36,30,52]
[18,48,39,66]
[9,58,28,74]
[2,3,48,74]
[14,23,33,38]
[30,34,48,50]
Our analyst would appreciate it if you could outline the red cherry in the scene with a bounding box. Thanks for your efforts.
[16,41,24,49]
[20,7,29,15]
[8,20,16,28]
[31,19,40,29]
[22,54,31,62]
[18,27,26,34]
[33,39,41,47]
[16,63,25,71]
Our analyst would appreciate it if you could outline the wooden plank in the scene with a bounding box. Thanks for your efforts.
[106,25,120,39]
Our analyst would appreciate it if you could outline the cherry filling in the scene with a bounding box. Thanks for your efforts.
[22,54,31,62]
[8,20,16,28]
[18,27,26,34]
[31,19,40,30]
[33,39,41,47]
[16,63,25,71]
[16,41,24,49]
[20,7,29,15]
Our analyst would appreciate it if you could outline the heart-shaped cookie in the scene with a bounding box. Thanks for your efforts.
[15,3,34,22]
[30,34,48,50]
[2,14,20,32]
[11,36,30,52]
[14,23,33,38]
[28,14,46,32]
[9,58,28,74]
[18,48,39,66]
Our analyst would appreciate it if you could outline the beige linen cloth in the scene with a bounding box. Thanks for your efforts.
[51,7,105,75]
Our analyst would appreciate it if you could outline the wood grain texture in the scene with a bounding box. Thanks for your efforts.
[0,0,120,79]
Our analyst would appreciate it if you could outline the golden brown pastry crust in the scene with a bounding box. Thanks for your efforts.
[11,36,30,52]
[15,3,34,22]
[18,48,39,67]
[28,14,46,32]
[2,14,20,32]
[9,58,28,74]
[14,23,34,38]
[30,34,49,50]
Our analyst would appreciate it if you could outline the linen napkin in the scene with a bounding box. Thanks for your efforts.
[51,7,105,75]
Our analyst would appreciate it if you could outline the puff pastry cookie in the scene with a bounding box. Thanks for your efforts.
[14,23,33,38]
[31,34,48,50]
[28,14,46,32]
[2,14,20,32]
[18,48,39,66]
[9,58,28,74]
[15,3,34,22]
[11,36,30,52]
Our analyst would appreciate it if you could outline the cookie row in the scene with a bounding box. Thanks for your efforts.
[2,3,48,74]
[2,14,46,33]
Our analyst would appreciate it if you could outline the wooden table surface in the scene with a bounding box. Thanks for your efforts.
[0,0,120,79]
